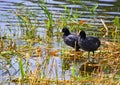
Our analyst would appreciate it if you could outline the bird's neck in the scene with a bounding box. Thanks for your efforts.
[64,32,70,36]
[81,35,86,39]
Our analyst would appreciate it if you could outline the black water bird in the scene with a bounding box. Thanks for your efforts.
[78,30,101,58]
[62,27,80,51]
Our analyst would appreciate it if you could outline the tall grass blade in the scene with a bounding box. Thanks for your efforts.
[19,58,24,79]
[90,3,98,15]
[114,16,120,29]
[38,0,53,28]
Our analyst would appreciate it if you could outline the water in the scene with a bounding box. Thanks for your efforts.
[0,0,120,84]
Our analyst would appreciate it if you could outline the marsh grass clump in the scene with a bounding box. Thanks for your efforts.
[101,17,120,42]
[16,14,38,40]
[38,0,53,36]
[15,6,41,40]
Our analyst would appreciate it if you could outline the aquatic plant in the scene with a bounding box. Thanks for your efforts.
[90,3,98,15]
[113,16,120,29]
[38,0,53,36]
[19,58,25,79]
[17,14,38,39]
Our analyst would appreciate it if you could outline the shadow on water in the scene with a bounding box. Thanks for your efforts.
[0,0,120,84]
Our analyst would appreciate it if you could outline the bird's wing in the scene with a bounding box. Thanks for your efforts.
[66,34,77,42]
[87,37,101,47]
[64,34,78,46]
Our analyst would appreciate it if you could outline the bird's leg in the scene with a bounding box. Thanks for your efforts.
[75,41,77,51]
[93,51,94,57]
[88,52,90,59]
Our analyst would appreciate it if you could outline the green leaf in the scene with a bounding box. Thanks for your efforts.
[90,3,98,15]
[114,16,120,28]
[71,66,75,76]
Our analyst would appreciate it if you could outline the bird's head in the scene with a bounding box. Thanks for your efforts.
[78,30,86,39]
[62,27,70,36]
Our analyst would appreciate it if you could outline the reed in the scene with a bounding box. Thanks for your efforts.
[19,58,25,79]
[38,0,53,36]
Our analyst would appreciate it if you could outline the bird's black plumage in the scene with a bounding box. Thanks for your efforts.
[78,30,101,58]
[62,27,80,51]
